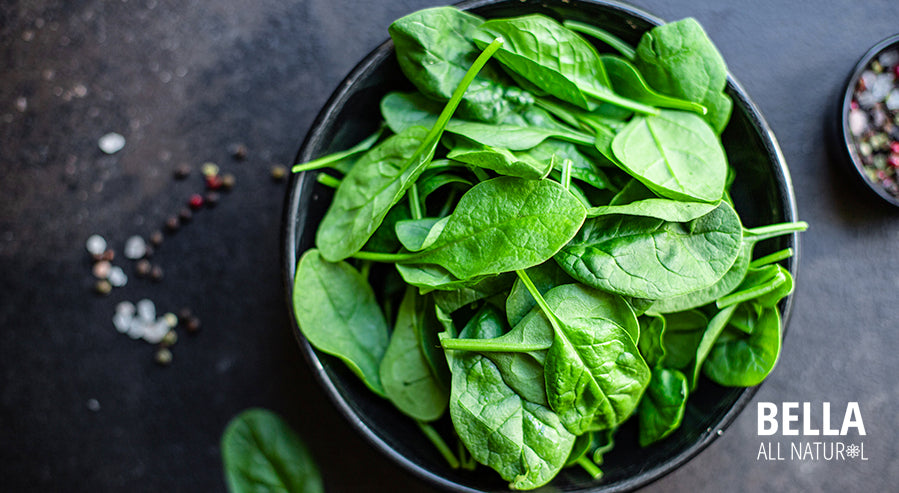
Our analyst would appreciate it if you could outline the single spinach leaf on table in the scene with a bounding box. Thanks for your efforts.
[556,201,743,299]
[637,368,688,447]
[293,249,389,396]
[633,18,732,133]
[703,306,782,387]
[389,6,532,123]
[611,109,727,203]
[473,14,658,115]
[447,305,574,490]
[221,409,324,493]
[380,287,449,422]
[316,37,504,262]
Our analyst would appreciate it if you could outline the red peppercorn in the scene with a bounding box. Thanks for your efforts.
[188,193,204,209]
[851,100,859,110]
[205,174,223,190]
[888,154,899,169]
[894,64,899,79]
[890,141,899,154]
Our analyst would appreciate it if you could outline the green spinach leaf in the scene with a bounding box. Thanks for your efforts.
[611,109,727,203]
[221,409,324,493]
[293,249,389,396]
[556,201,743,299]
[633,18,732,133]
[448,306,574,490]
[637,368,688,446]
[380,288,449,422]
[389,6,531,123]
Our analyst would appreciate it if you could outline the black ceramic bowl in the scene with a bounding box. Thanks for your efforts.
[283,0,799,491]
[839,34,899,208]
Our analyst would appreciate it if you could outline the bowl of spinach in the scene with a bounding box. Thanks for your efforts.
[282,0,804,491]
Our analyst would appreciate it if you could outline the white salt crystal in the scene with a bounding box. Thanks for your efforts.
[98,132,125,154]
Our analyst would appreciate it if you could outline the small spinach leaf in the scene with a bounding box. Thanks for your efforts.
[221,409,324,493]
[703,306,782,387]
[637,368,688,446]
[380,288,449,422]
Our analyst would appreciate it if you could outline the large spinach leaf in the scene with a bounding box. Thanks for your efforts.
[556,201,743,299]
[611,109,727,203]
[703,306,782,386]
[516,278,649,434]
[316,38,504,261]
[221,409,324,493]
[397,176,587,280]
[389,6,531,122]
[473,14,658,115]
[633,18,732,133]
[447,305,574,490]
[293,249,389,396]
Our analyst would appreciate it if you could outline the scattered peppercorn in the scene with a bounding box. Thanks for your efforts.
[154,347,173,366]
[204,191,220,207]
[178,207,193,223]
[92,260,112,279]
[270,164,287,181]
[229,143,248,160]
[161,330,178,347]
[150,265,164,282]
[149,230,164,246]
[221,173,236,191]
[165,215,180,232]
[178,307,192,321]
[95,279,112,295]
[173,163,192,180]
[135,259,151,277]
[185,316,201,333]
[100,249,115,262]
[201,162,219,177]
[188,193,204,210]
[205,174,224,190]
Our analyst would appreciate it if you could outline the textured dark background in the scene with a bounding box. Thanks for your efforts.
[1,0,897,491]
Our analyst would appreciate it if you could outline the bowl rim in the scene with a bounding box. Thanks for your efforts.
[281,0,800,491]
[839,33,899,208]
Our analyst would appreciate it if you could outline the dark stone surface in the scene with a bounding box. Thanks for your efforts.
[0,0,896,491]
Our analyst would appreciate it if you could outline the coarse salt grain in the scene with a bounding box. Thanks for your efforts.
[86,234,107,255]
[123,235,147,259]
[98,132,126,154]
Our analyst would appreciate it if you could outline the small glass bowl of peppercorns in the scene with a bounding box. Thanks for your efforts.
[841,34,899,207]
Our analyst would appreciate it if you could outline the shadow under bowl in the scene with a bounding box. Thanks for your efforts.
[282,0,800,491]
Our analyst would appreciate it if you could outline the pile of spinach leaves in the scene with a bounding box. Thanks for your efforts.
[291,7,806,490]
